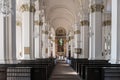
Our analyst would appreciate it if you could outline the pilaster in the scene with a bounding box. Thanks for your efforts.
[34,11,43,58]
[80,13,89,58]
[89,0,104,60]
[20,0,36,59]
[16,20,24,60]
[6,0,17,63]
[110,0,120,64]
[102,12,111,60]
[74,23,81,58]
[42,22,49,58]
[0,14,5,63]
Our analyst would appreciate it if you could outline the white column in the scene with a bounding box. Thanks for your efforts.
[52,37,56,58]
[34,20,40,58]
[110,0,120,64]
[41,17,45,58]
[20,1,35,59]
[34,11,43,58]
[16,21,24,59]
[103,12,111,60]
[66,42,69,57]
[70,36,74,57]
[4,16,10,63]
[39,22,43,58]
[102,22,105,58]
[21,3,30,59]
[66,36,69,57]
[6,0,17,63]
[89,0,104,60]
[0,14,5,63]
[42,23,49,58]
[48,36,51,57]
[30,7,35,60]
[80,14,89,58]
[46,29,50,58]
[74,24,81,58]
[2,0,17,63]
[72,36,75,58]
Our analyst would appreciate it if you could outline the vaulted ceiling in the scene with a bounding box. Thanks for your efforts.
[44,0,80,33]
[16,0,111,34]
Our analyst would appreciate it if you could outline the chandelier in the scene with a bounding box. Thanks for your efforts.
[0,0,11,16]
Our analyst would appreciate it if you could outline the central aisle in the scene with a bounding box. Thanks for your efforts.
[49,61,80,80]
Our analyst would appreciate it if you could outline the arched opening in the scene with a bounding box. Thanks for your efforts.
[55,27,66,60]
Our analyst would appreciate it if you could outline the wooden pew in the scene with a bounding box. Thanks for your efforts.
[0,64,50,80]
[76,60,108,76]
[75,59,88,73]
[83,64,120,80]
[102,67,120,80]
[0,68,6,80]
[86,67,103,80]
[79,60,109,79]
[70,58,75,69]
[70,58,88,72]
[0,58,56,80]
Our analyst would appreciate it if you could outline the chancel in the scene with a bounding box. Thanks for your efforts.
[0,0,120,80]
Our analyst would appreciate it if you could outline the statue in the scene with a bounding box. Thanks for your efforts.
[58,38,64,52]
[59,38,63,46]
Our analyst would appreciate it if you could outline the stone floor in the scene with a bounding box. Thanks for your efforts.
[49,61,80,80]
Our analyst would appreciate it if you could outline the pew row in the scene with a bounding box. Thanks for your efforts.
[0,58,56,80]
[70,58,120,80]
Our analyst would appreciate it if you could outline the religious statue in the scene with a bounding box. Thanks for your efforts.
[58,38,64,52]
[59,38,63,46]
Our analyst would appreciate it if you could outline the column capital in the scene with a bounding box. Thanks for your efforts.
[34,20,43,26]
[80,20,89,26]
[103,20,111,26]
[90,4,104,13]
[30,4,36,12]
[42,30,49,34]
[74,30,80,34]
[79,13,89,26]
[20,3,36,12]
[103,12,111,26]
[68,36,74,42]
